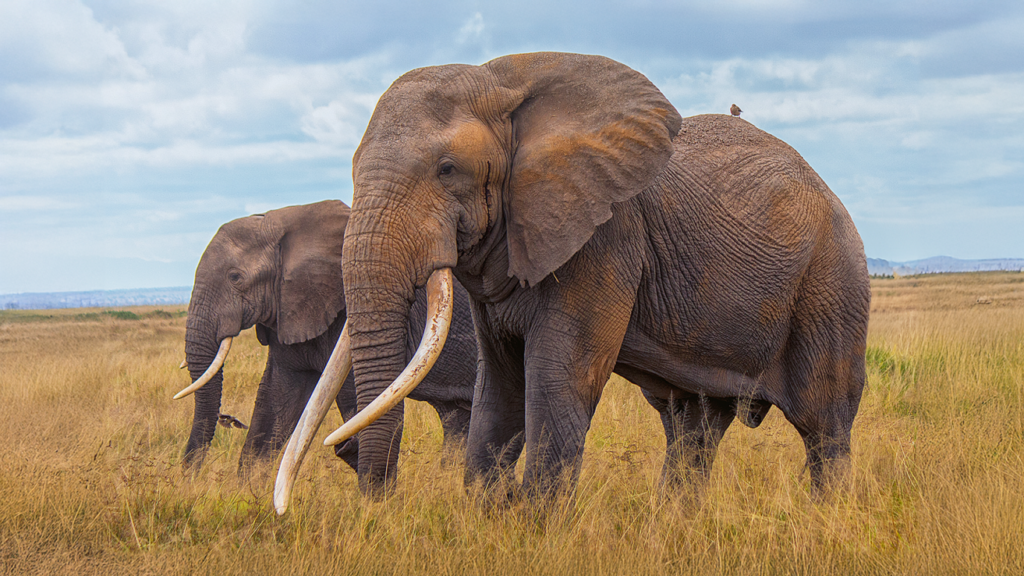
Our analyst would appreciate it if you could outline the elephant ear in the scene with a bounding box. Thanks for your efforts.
[269,200,350,345]
[485,52,682,286]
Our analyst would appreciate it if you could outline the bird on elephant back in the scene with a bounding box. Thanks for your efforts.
[174,200,478,477]
[300,52,870,503]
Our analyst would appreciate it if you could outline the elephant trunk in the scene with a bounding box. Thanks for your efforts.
[339,184,459,495]
[342,263,415,495]
[181,290,228,469]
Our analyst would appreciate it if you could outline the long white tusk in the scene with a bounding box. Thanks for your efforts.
[172,337,233,400]
[273,323,351,515]
[323,268,454,447]
[179,359,188,370]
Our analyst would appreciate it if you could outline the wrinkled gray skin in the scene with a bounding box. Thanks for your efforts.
[341,52,870,498]
[183,200,476,473]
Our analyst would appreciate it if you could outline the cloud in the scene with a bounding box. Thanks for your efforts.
[0,2,392,181]
[651,36,1024,219]
[0,0,144,82]
[300,93,379,147]
[458,13,486,45]
[1,0,1023,292]
[0,195,74,211]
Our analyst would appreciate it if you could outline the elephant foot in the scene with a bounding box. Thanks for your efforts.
[236,449,278,484]
[807,453,853,502]
[465,469,522,512]
[658,466,711,511]
[802,429,853,500]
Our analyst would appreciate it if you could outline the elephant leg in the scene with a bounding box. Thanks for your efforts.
[431,400,472,466]
[520,317,629,499]
[777,295,866,495]
[797,420,852,495]
[435,401,472,443]
[239,366,319,475]
[786,384,859,495]
[271,370,320,452]
[239,361,277,475]
[517,256,637,499]
[642,389,735,491]
[520,345,612,499]
[464,336,527,495]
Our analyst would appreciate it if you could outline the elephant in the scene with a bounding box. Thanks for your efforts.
[323,52,870,499]
[178,200,477,474]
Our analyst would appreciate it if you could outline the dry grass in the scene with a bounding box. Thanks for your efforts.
[1,273,1023,575]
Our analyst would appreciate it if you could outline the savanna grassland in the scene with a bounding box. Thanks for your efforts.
[1,273,1023,575]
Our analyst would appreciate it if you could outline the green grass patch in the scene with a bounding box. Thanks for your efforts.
[0,308,186,325]
[104,310,141,320]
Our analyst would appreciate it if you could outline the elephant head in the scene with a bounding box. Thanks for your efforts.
[330,52,681,493]
[181,200,349,468]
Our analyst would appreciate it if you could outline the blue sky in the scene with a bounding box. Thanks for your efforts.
[1,0,1022,293]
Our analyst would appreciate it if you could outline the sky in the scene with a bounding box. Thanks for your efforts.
[1,0,1022,293]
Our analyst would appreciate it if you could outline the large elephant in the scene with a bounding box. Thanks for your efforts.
[325,52,870,498]
[178,200,477,473]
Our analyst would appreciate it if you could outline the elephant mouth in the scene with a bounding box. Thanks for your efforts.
[271,267,455,515]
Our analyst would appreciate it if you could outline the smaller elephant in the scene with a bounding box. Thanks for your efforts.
[177,200,477,473]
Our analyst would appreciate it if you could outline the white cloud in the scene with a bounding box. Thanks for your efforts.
[300,94,378,147]
[899,131,936,150]
[0,136,344,179]
[0,1,393,181]
[1,0,1022,291]
[458,13,486,45]
[661,38,1024,124]
[0,195,73,211]
[0,0,144,80]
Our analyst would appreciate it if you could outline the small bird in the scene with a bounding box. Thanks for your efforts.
[730,104,742,117]
[218,413,249,429]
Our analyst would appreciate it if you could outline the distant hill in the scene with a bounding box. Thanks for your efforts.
[867,257,1024,277]
[0,287,191,310]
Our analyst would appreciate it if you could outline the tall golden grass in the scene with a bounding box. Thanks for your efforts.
[1,273,1022,574]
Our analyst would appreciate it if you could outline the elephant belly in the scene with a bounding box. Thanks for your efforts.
[616,331,770,401]
[625,276,795,382]
[623,166,814,392]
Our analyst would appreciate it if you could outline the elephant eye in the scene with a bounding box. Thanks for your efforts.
[438,162,455,177]
[228,272,243,284]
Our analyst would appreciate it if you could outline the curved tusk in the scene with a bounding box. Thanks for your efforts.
[274,323,351,515]
[173,337,233,400]
[323,268,454,447]
[179,359,188,370]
